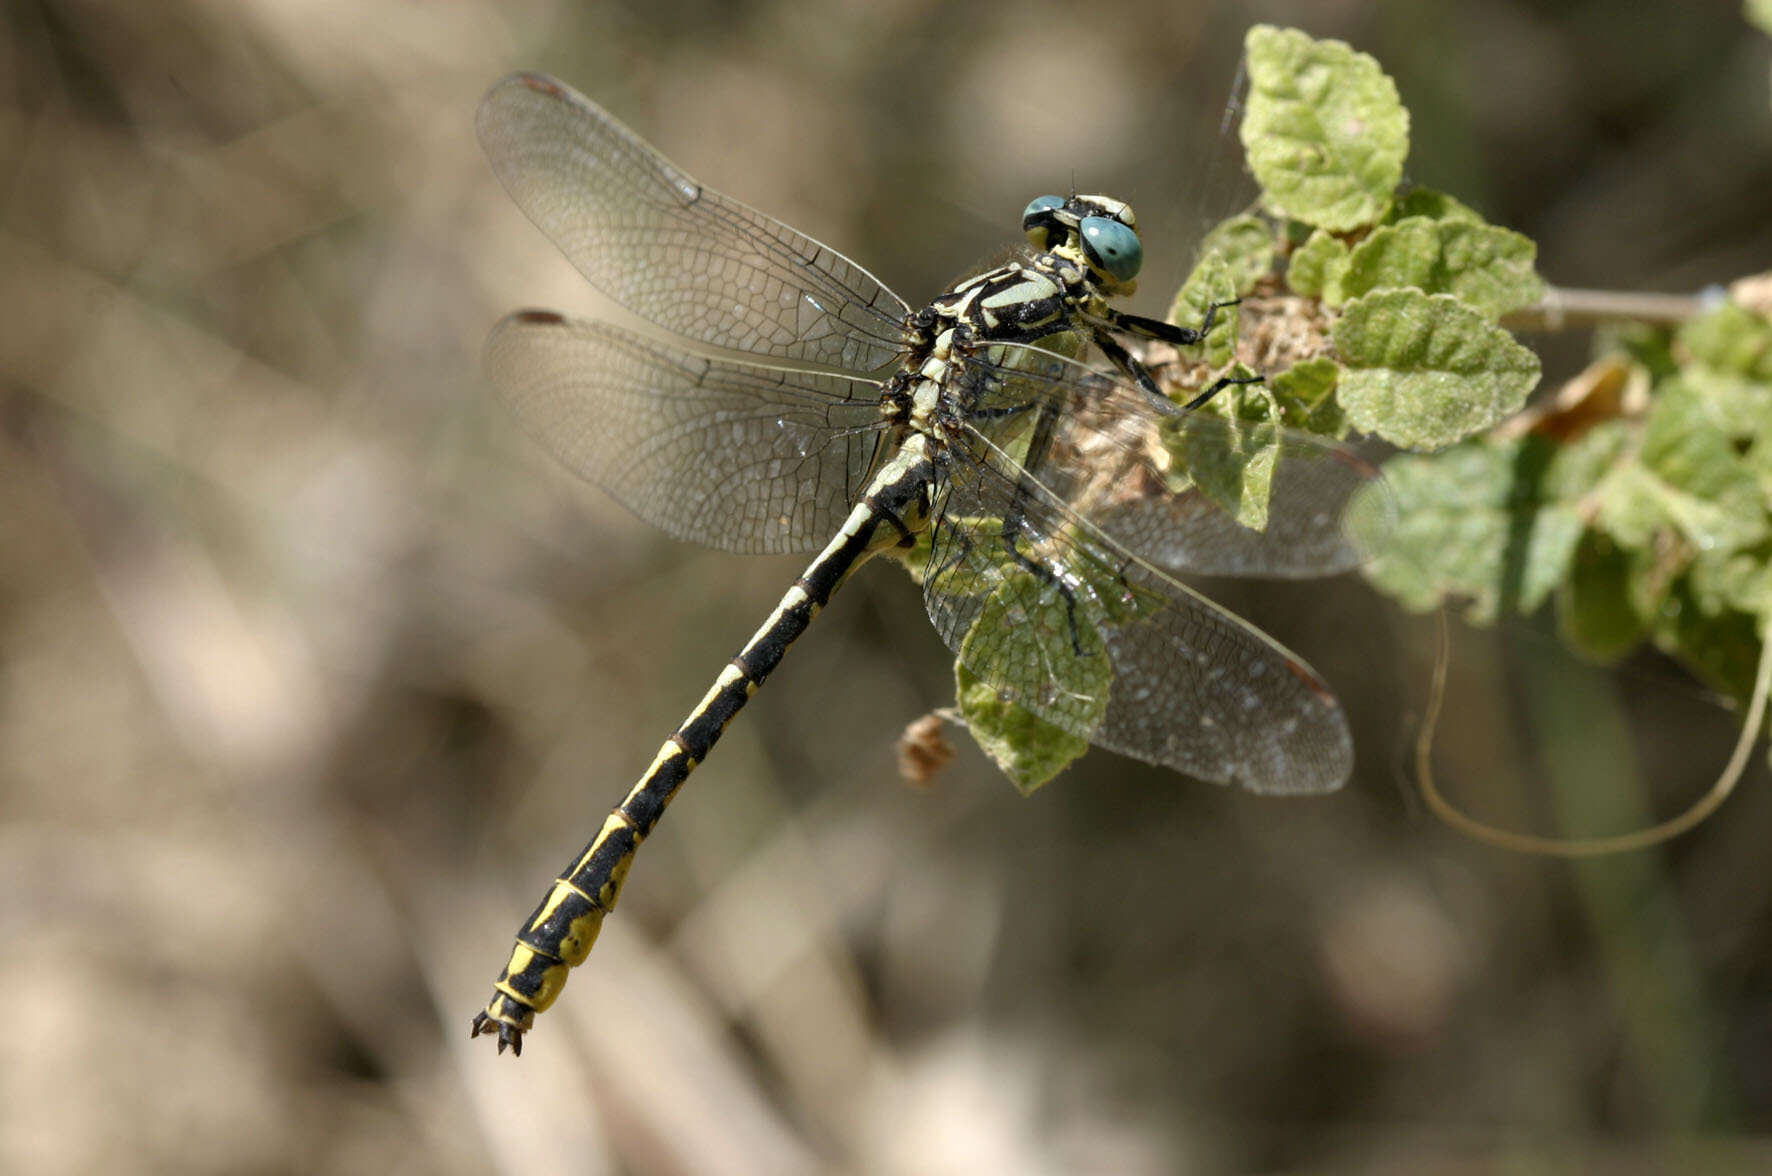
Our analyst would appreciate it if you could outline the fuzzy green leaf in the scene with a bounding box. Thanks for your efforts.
[1192,214,1276,296]
[1388,187,1485,224]
[1558,529,1655,661]
[1169,252,1240,369]
[1361,436,1584,623]
[1684,367,1772,442]
[1749,0,1772,36]
[1268,356,1347,436]
[1241,26,1409,231]
[1640,379,1766,504]
[955,664,1092,795]
[955,570,1112,793]
[1588,379,1770,556]
[1598,321,1681,381]
[1651,581,1768,704]
[1539,419,1635,497]
[1286,229,1350,303]
[1677,300,1772,381]
[1333,289,1542,449]
[1341,216,1544,319]
[1689,545,1772,617]
[1164,378,1280,530]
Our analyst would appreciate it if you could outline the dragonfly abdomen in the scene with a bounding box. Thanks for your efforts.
[472,451,933,1053]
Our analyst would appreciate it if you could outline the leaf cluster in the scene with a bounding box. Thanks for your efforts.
[1173,25,1546,458]
[1370,309,1772,709]
[947,23,1772,787]
[956,25,1558,787]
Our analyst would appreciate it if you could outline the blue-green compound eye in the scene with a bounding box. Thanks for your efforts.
[1021,194,1065,231]
[1080,216,1142,282]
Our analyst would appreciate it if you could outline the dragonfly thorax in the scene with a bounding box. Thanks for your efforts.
[927,260,1089,355]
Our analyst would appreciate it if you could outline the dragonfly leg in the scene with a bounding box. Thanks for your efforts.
[998,518,1085,658]
[1088,325,1168,408]
[1108,297,1241,347]
[1102,300,1266,410]
[1179,370,1265,411]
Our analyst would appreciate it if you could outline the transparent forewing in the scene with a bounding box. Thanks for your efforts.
[486,312,890,554]
[952,344,1391,578]
[923,430,1352,795]
[477,74,911,375]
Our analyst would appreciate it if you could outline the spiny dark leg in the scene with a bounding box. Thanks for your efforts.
[966,399,1042,423]
[1109,297,1242,347]
[1089,325,1166,406]
[1106,299,1265,411]
[1180,371,1265,411]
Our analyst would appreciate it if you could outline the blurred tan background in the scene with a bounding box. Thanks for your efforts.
[5,1,1772,1173]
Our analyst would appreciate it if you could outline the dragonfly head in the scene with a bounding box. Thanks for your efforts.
[1021,194,1143,293]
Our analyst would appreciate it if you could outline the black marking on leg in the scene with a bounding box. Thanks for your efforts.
[1181,371,1265,411]
[966,399,1041,423]
[1109,298,1241,348]
[1089,325,1165,405]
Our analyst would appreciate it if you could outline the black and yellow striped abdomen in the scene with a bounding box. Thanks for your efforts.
[472,444,934,1054]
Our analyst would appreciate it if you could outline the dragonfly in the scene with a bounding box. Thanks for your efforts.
[471,72,1382,1054]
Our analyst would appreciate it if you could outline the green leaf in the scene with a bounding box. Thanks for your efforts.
[1361,436,1584,623]
[1169,251,1240,369]
[1286,228,1350,303]
[1164,378,1281,530]
[1583,465,1665,549]
[1268,356,1347,436]
[1192,214,1276,297]
[1588,379,1769,556]
[1689,544,1772,616]
[1389,187,1485,224]
[1558,529,1654,661]
[955,568,1113,793]
[1749,0,1772,36]
[1640,379,1765,503]
[1683,367,1772,441]
[1651,580,1767,703]
[1677,300,1772,380]
[1241,25,1410,231]
[955,664,1091,795]
[1341,216,1544,320]
[1333,289,1542,449]
[897,514,1017,596]
[1598,321,1681,382]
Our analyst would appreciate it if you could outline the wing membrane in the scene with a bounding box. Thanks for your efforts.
[952,343,1393,578]
[921,345,1387,793]
[478,74,911,374]
[486,312,889,554]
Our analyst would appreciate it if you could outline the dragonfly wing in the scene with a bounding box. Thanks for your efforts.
[919,345,1378,793]
[950,343,1392,577]
[478,74,911,375]
[923,454,1352,794]
[486,312,890,554]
